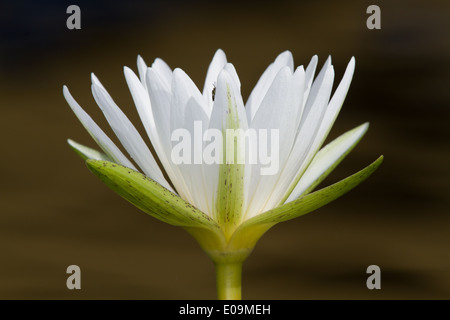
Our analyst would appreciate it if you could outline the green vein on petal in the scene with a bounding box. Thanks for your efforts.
[229,155,383,249]
[68,139,112,161]
[215,81,246,239]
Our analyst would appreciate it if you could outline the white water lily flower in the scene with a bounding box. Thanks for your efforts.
[64,49,382,299]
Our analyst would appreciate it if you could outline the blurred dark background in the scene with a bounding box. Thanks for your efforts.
[0,0,449,299]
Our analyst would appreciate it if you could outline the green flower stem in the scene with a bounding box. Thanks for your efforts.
[215,262,243,300]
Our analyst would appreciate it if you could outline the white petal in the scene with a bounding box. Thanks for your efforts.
[224,63,241,90]
[260,66,335,211]
[292,66,306,138]
[302,55,318,107]
[203,49,227,110]
[274,50,294,72]
[175,97,210,214]
[299,56,332,129]
[171,68,209,122]
[315,57,356,147]
[146,68,172,146]
[167,68,213,205]
[137,55,148,89]
[152,58,173,89]
[277,59,356,206]
[67,139,111,161]
[246,50,294,122]
[144,68,192,200]
[90,76,173,191]
[282,58,357,203]
[286,123,369,202]
[124,67,175,185]
[244,66,302,219]
[124,66,154,143]
[63,85,137,170]
[287,58,356,198]
[209,69,248,132]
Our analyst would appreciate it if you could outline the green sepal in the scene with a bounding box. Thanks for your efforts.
[85,160,222,231]
[228,155,384,250]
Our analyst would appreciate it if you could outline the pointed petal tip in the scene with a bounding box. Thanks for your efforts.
[346,57,356,72]
[355,121,369,131]
[354,122,370,138]
[214,48,227,58]
[294,65,306,78]
[137,54,148,65]
[63,85,73,101]
[66,138,83,151]
[342,122,370,142]
[327,65,335,78]
[144,66,154,78]
[275,50,294,67]
[217,67,231,83]
[123,66,135,78]
[67,138,77,149]
[171,68,183,83]
[172,67,189,81]
[91,72,101,85]
[137,55,148,70]
[280,49,293,56]
[144,66,159,85]
[172,67,183,75]
[152,57,163,66]
[278,65,293,76]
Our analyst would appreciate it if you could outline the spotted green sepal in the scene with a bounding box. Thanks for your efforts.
[228,155,384,250]
[85,160,223,231]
